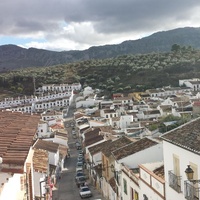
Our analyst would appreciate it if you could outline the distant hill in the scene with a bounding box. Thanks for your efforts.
[1,27,200,71]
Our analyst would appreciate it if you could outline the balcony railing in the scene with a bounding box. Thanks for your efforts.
[168,170,182,193]
[184,181,200,200]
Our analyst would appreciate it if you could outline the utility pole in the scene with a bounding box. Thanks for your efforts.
[33,77,36,96]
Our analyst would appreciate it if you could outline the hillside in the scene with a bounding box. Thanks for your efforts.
[1,46,200,97]
[1,27,200,72]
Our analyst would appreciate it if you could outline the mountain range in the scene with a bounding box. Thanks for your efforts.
[1,27,200,72]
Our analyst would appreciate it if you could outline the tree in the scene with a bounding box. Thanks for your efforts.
[171,44,181,52]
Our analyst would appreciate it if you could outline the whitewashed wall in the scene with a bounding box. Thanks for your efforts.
[163,140,200,200]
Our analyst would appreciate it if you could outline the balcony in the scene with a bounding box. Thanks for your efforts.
[168,170,182,193]
[184,181,200,200]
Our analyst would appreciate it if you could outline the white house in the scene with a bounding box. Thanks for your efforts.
[0,111,41,200]
[179,78,200,91]
[137,109,161,120]
[33,139,59,165]
[37,120,52,138]
[119,115,133,130]
[83,86,94,97]
[161,117,200,200]
[76,97,96,108]
[37,83,81,93]
[139,162,165,200]
[100,109,119,119]
[111,138,163,200]
[32,149,49,199]
[117,164,140,200]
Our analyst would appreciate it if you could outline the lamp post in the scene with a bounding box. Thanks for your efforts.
[185,165,200,184]
[185,165,194,181]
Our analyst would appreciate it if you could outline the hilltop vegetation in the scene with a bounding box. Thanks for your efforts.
[1,27,200,72]
[1,45,200,98]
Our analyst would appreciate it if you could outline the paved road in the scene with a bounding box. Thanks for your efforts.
[52,95,105,200]
[52,127,104,200]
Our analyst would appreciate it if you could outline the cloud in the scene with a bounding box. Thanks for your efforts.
[0,0,200,50]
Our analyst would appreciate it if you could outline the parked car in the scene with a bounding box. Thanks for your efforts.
[78,150,84,154]
[75,171,85,180]
[75,176,87,187]
[79,186,92,198]
[76,144,82,150]
[76,169,84,174]
[77,157,85,163]
[76,162,84,172]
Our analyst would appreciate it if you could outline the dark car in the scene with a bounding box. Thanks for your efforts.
[76,141,82,150]
[77,157,85,163]
[75,171,85,180]
[75,176,87,187]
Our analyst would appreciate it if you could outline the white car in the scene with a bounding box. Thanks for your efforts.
[79,186,92,198]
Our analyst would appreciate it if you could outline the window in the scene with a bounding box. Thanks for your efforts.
[134,191,139,200]
[123,178,127,195]
[143,194,148,200]
[173,154,180,176]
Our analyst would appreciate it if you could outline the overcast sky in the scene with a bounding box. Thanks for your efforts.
[0,0,200,51]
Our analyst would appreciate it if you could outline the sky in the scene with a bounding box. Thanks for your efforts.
[0,0,200,52]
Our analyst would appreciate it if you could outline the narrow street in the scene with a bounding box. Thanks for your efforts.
[52,124,104,200]
[52,95,105,200]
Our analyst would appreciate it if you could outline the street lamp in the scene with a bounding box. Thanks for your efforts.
[185,165,200,184]
[185,165,194,181]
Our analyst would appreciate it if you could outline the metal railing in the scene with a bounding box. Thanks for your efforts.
[184,181,200,200]
[168,171,182,193]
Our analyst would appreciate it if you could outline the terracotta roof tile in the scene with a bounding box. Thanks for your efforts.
[88,140,112,155]
[161,117,200,154]
[102,136,132,157]
[33,139,59,153]
[0,111,40,166]
[153,165,165,179]
[112,138,158,160]
[33,149,48,173]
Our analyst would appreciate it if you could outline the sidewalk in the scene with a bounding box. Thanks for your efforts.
[83,167,106,200]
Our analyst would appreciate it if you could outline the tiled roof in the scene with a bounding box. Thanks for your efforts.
[113,96,132,101]
[161,117,200,154]
[88,140,112,155]
[143,110,160,115]
[104,109,116,113]
[102,136,132,157]
[84,127,101,138]
[100,126,116,135]
[54,131,68,139]
[74,112,84,119]
[112,138,158,160]
[153,165,165,179]
[33,149,48,173]
[159,105,172,112]
[33,139,59,153]
[84,135,104,147]
[84,128,104,147]
[0,111,40,166]
[50,123,64,129]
